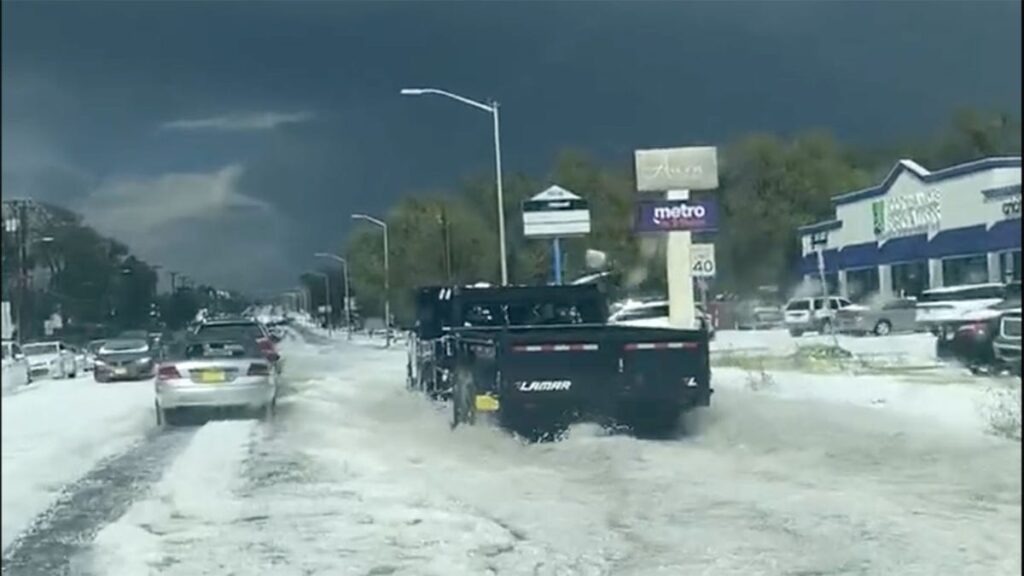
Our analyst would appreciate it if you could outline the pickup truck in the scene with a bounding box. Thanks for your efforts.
[407,284,712,439]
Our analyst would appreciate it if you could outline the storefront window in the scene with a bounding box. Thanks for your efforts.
[846,267,880,302]
[942,255,989,287]
[891,261,928,298]
[1001,250,1022,282]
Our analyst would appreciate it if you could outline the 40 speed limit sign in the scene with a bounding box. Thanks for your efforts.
[690,243,717,278]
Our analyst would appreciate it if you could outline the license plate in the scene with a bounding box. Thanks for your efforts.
[114,368,128,376]
[199,370,226,383]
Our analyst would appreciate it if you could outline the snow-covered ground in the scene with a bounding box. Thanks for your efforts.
[69,330,1020,575]
[2,327,1019,575]
[1,375,154,550]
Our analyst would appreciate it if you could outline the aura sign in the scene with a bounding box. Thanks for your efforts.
[635,199,719,232]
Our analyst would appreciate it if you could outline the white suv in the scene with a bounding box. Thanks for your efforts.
[915,283,1007,335]
[784,296,852,337]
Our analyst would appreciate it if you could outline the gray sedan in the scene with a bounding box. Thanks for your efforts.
[835,298,920,336]
[155,339,278,426]
[94,339,155,382]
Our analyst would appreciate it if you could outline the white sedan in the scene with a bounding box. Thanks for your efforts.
[22,341,79,380]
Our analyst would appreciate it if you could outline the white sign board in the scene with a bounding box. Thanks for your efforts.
[690,243,717,278]
[523,185,591,238]
[635,147,719,192]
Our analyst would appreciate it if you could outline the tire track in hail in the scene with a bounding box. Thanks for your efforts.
[1,427,196,576]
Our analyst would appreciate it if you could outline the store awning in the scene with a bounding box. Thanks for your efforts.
[798,249,839,275]
[988,218,1022,252]
[839,242,879,269]
[877,234,928,265]
[926,225,988,259]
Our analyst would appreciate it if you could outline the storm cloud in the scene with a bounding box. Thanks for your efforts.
[3,1,1020,291]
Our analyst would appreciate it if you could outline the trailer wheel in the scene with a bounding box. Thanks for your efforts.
[450,366,476,428]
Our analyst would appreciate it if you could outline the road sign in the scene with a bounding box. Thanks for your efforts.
[634,199,719,232]
[690,244,716,278]
[634,147,719,192]
[522,185,591,238]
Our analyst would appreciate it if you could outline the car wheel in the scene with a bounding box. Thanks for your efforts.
[788,329,803,337]
[874,320,892,337]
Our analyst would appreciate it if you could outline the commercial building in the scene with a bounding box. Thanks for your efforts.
[798,157,1021,301]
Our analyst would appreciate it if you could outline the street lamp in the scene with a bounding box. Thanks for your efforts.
[311,271,332,335]
[400,87,508,285]
[315,252,352,340]
[351,213,391,347]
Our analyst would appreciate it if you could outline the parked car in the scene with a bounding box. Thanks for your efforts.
[935,282,1021,373]
[835,297,919,336]
[993,308,1021,377]
[67,344,91,372]
[155,337,278,426]
[734,300,784,330]
[607,299,716,339]
[783,296,853,337]
[93,338,156,382]
[22,341,78,380]
[916,283,1008,335]
[2,340,31,390]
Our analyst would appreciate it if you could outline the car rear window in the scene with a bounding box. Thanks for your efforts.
[195,323,265,342]
[786,300,810,311]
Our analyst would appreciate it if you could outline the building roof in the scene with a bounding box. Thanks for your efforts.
[799,156,1022,236]
[832,156,1021,206]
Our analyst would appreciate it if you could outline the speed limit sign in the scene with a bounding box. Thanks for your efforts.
[690,243,716,278]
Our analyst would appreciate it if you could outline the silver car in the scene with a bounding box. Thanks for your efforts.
[835,298,920,336]
[155,338,277,426]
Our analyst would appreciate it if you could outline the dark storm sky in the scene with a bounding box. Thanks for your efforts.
[3,1,1021,292]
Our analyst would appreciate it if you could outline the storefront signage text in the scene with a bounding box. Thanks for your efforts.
[1002,195,1021,218]
[634,200,719,232]
[872,190,941,239]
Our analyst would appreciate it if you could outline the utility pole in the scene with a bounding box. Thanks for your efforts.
[439,207,453,283]
[16,202,28,343]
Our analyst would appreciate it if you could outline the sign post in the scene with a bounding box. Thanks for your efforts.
[522,185,590,285]
[691,243,716,326]
[634,147,719,329]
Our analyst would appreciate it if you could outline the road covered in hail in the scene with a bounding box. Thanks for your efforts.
[1,327,1020,576]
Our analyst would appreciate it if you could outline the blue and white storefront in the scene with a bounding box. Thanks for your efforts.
[799,157,1022,302]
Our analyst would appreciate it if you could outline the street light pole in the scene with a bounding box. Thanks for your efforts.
[351,214,391,347]
[312,271,332,335]
[315,252,352,340]
[400,87,508,285]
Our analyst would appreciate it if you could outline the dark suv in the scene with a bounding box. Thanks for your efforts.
[994,308,1022,377]
[193,318,282,370]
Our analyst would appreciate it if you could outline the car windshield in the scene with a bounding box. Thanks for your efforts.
[22,344,59,356]
[170,339,260,361]
[99,339,149,353]
[786,300,811,311]
[195,323,265,342]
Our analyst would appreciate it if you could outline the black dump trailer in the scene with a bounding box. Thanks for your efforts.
[408,284,712,439]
